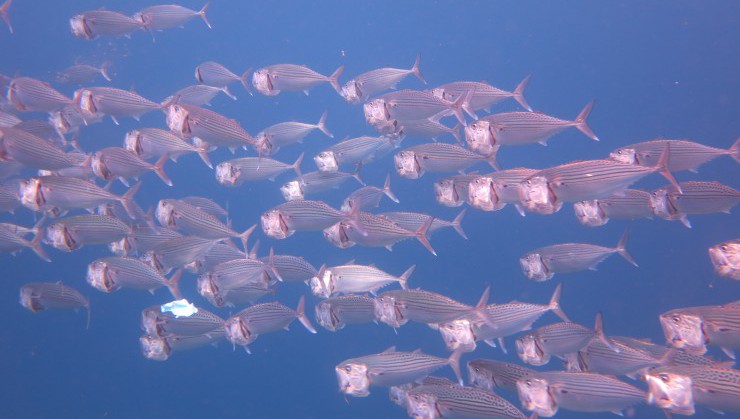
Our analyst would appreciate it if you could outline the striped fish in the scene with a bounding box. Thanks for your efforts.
[166,103,254,151]
[660,303,740,359]
[0,222,48,261]
[7,77,73,112]
[434,173,480,208]
[281,167,362,201]
[0,184,19,213]
[379,210,467,239]
[186,242,245,273]
[520,230,637,281]
[650,181,739,228]
[396,118,461,143]
[336,347,463,397]
[370,89,472,127]
[216,153,302,186]
[261,199,360,239]
[308,263,414,298]
[259,252,317,283]
[255,112,332,156]
[645,364,740,415]
[165,84,235,107]
[0,126,80,170]
[341,174,399,212]
[44,214,130,252]
[406,384,527,418]
[574,188,653,227]
[315,294,378,331]
[376,287,490,328]
[140,304,223,337]
[194,61,250,94]
[0,110,21,126]
[110,225,182,256]
[92,147,172,186]
[56,63,111,84]
[251,64,344,96]
[140,329,225,361]
[141,236,220,274]
[709,239,740,280]
[179,196,227,217]
[332,211,436,255]
[134,3,210,31]
[467,359,535,392]
[197,267,276,308]
[124,128,212,168]
[390,376,456,409]
[341,55,425,104]
[20,282,90,328]
[567,335,668,376]
[86,257,182,298]
[489,101,598,146]
[395,143,494,179]
[70,10,146,40]
[74,87,160,124]
[314,135,389,172]
[468,168,537,214]
[430,75,532,113]
[610,138,740,172]
[13,119,57,142]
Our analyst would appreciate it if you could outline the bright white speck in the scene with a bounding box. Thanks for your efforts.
[161,299,198,318]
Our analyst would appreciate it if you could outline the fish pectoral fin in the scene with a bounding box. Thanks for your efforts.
[384,245,394,252]
[609,410,625,417]
[483,339,496,348]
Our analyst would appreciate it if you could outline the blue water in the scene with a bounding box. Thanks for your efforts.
[2,1,739,418]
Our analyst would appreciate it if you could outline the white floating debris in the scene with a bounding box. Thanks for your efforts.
[160,299,198,318]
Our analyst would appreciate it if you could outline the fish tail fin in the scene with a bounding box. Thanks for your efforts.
[451,122,463,144]
[352,161,364,186]
[221,86,237,100]
[475,286,491,309]
[0,0,12,34]
[382,173,400,203]
[615,229,638,267]
[247,239,260,259]
[398,264,415,290]
[120,181,143,220]
[292,152,305,180]
[166,269,184,300]
[328,65,345,95]
[198,2,211,29]
[728,137,740,163]
[513,74,532,111]
[485,149,501,170]
[100,61,112,82]
[448,349,464,386]
[295,295,317,334]
[29,230,50,262]
[411,54,426,84]
[451,208,468,239]
[655,143,682,194]
[240,68,253,96]
[594,312,620,353]
[267,246,283,282]
[317,111,333,138]
[152,153,173,186]
[238,224,257,255]
[574,100,599,141]
[196,146,213,169]
[415,216,437,256]
[549,283,570,322]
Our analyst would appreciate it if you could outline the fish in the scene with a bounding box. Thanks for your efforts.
[405,383,527,419]
[86,257,182,299]
[573,189,654,227]
[709,239,740,280]
[69,10,146,40]
[141,236,221,274]
[49,104,104,139]
[254,112,333,156]
[165,84,236,106]
[308,263,414,298]
[73,87,161,124]
[326,211,436,255]
[281,168,362,201]
[140,330,225,361]
[645,364,740,415]
[659,302,740,359]
[216,153,303,186]
[0,184,19,213]
[515,313,619,366]
[223,296,316,352]
[134,3,211,31]
[56,63,112,84]
[335,346,463,397]
[379,210,467,240]
[314,294,378,332]
[251,64,344,96]
[430,75,532,112]
[341,174,399,212]
[517,372,646,417]
[43,214,131,252]
[610,138,740,172]
[434,173,480,208]
[20,282,90,328]
[0,0,12,33]
[194,61,250,94]
[389,376,456,410]
[394,143,495,179]
[395,119,462,143]
[18,176,142,220]
[197,257,279,307]
[124,128,212,168]
[314,135,391,172]
[467,168,538,214]
[165,103,255,151]
[565,335,669,377]
[178,196,227,218]
[261,199,362,239]
[92,147,172,186]
[375,287,490,328]
[141,304,223,337]
[0,126,81,170]
[365,89,473,128]
[340,55,425,104]
[519,230,637,281]
[109,224,182,257]
[184,242,246,273]
[13,119,59,143]
[467,359,536,392]
[7,77,74,113]
[0,110,21,127]
[0,221,48,261]
[650,181,739,228]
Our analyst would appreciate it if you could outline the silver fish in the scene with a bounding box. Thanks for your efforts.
[254,112,333,156]
[366,89,472,128]
[709,239,740,280]
[574,189,654,227]
[92,147,172,186]
[406,383,527,419]
[389,377,456,410]
[396,119,462,143]
[185,242,246,273]
[281,168,362,201]
[178,196,227,218]
[375,287,490,328]
[194,61,250,94]
[659,302,740,359]
[49,104,103,139]
[314,135,389,172]
[0,221,48,261]
[326,211,436,255]
[467,359,535,392]
[13,119,59,143]
[7,77,73,113]
[216,153,302,186]
[430,75,532,113]
[650,181,739,228]
[20,282,90,327]
[315,294,378,331]
[0,126,80,170]
[73,87,160,124]
[434,173,480,208]
[340,56,425,104]
[520,231,637,281]
[0,110,21,126]
[308,263,414,298]
[140,330,224,361]
[140,304,223,337]
[251,64,343,96]
[261,199,361,239]
[645,364,740,415]
[341,174,399,212]
[124,127,211,168]
[395,143,494,179]
[336,346,463,397]
[567,335,668,377]
[0,183,19,213]
[56,63,112,84]
[44,214,130,252]
[197,257,278,307]
[70,10,146,40]
[165,103,255,151]
[142,236,220,274]
[379,210,467,240]
[610,138,740,172]
[86,257,182,298]
[165,84,235,106]
[259,252,317,283]
[134,3,210,31]
[109,224,182,256]
[467,168,537,214]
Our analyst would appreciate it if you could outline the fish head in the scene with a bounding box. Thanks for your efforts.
[363,99,390,126]
[429,87,451,101]
[467,360,494,391]
[90,151,113,181]
[69,15,94,40]
[252,70,277,96]
[340,81,362,104]
[315,300,342,331]
[253,133,274,155]
[123,130,144,156]
[434,179,460,207]
[516,334,549,366]
[659,311,707,354]
[139,335,170,361]
[73,88,97,117]
[394,150,422,179]
[141,251,166,274]
[516,377,558,417]
[140,307,162,336]
[314,151,339,173]
[518,176,562,215]
[280,180,304,201]
[335,362,370,397]
[573,200,608,226]
[389,383,414,408]
[374,295,407,328]
[649,188,678,220]
[18,177,44,211]
[609,147,637,165]
[44,222,78,252]
[519,252,551,281]
[438,319,476,352]
[108,236,132,256]
[465,120,496,155]
[191,136,215,152]
[196,274,223,307]
[405,391,440,419]
[154,200,177,228]
[261,209,291,239]
[224,316,255,346]
[645,370,695,415]
[19,287,43,312]
[468,176,502,211]
[308,268,335,298]
[49,111,71,137]
[165,104,190,137]
[183,259,202,274]
[215,162,241,187]
[86,260,118,293]
[709,241,740,278]
[323,222,354,249]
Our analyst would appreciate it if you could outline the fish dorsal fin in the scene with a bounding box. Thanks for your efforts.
[382,345,397,354]
[412,348,422,354]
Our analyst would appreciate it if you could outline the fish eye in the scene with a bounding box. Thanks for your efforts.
[660,374,670,383]
[672,316,680,324]
[344,366,351,372]
[720,245,728,251]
